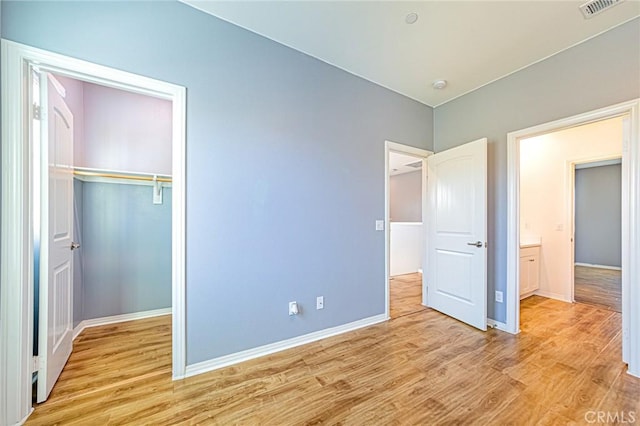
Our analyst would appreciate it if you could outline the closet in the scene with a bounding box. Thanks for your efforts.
[48,74,173,332]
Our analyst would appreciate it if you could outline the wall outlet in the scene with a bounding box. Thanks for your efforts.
[495,291,503,303]
[316,296,324,310]
[289,301,299,315]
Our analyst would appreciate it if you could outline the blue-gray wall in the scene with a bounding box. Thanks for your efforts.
[78,181,171,321]
[434,19,640,322]
[575,164,622,267]
[2,1,433,364]
[390,171,422,222]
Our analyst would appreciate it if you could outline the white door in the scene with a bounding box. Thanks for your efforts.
[426,138,487,330]
[37,72,75,402]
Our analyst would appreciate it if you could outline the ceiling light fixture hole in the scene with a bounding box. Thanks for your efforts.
[405,12,419,24]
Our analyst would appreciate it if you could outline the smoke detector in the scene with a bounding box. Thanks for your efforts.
[432,80,448,90]
[580,0,624,18]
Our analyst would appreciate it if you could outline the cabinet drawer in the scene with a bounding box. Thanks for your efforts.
[520,246,540,258]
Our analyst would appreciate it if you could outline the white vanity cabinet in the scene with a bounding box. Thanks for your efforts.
[520,245,540,298]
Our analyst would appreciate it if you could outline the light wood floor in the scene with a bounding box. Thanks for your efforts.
[37,316,172,406]
[574,265,622,312]
[390,272,427,319]
[28,297,638,425]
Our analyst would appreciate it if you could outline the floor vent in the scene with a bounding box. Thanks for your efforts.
[580,0,624,18]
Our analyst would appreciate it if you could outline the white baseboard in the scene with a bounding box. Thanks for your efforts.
[487,318,509,332]
[72,307,171,340]
[185,313,388,378]
[390,271,421,277]
[534,290,572,303]
[18,408,34,426]
[520,290,537,300]
[575,262,622,271]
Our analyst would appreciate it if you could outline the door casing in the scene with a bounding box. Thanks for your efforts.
[505,99,640,377]
[0,40,187,425]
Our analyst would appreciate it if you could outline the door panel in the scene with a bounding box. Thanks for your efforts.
[427,138,487,330]
[37,73,74,403]
[435,250,473,302]
[435,156,474,234]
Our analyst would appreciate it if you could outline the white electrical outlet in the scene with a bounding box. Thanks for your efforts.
[316,296,324,310]
[289,301,299,315]
[495,291,503,303]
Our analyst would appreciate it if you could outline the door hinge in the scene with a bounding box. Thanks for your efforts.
[33,103,42,120]
[32,355,40,373]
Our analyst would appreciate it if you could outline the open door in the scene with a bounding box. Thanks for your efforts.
[426,138,487,330]
[37,72,75,402]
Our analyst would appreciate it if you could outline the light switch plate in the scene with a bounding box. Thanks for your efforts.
[375,220,384,231]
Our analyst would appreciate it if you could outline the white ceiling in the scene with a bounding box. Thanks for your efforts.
[182,0,639,107]
[389,152,423,176]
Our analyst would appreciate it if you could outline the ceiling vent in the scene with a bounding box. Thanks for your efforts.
[579,0,624,18]
[405,161,422,169]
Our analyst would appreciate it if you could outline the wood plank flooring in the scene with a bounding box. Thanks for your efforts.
[574,265,622,312]
[389,272,427,319]
[39,316,172,406]
[27,297,638,425]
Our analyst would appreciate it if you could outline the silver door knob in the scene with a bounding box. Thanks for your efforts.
[467,241,483,248]
[70,242,81,251]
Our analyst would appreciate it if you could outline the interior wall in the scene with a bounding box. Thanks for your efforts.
[81,83,172,175]
[389,170,421,222]
[434,18,640,322]
[81,182,172,319]
[390,222,423,276]
[520,117,623,301]
[1,1,434,365]
[575,163,622,267]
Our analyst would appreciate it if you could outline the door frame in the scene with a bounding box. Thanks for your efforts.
[569,155,623,303]
[505,99,640,377]
[384,141,432,319]
[0,40,187,425]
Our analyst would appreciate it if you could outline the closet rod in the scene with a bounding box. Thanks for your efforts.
[73,170,172,183]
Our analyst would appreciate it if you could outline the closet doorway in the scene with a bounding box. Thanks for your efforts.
[0,40,186,423]
[32,71,175,403]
